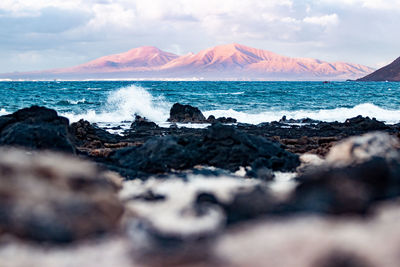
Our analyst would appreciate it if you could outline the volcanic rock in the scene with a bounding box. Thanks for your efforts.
[104,123,300,179]
[344,115,388,131]
[71,119,122,147]
[0,106,75,153]
[0,148,124,243]
[286,132,400,215]
[130,115,159,129]
[168,103,207,123]
[207,115,237,124]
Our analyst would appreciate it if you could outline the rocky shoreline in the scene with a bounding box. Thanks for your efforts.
[1,104,400,266]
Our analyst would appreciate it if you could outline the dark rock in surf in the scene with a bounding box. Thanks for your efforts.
[131,115,159,130]
[344,115,388,131]
[168,103,207,123]
[207,115,237,124]
[279,116,320,124]
[0,106,75,153]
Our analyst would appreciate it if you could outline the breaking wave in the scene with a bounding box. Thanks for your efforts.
[204,103,400,125]
[62,85,171,124]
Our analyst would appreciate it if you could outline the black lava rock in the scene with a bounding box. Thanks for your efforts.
[104,123,300,179]
[285,157,400,215]
[131,115,159,130]
[71,119,122,146]
[0,106,75,153]
[168,103,207,123]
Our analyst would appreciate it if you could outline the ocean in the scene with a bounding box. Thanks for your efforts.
[1,81,400,130]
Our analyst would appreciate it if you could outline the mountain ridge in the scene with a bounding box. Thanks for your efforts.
[1,43,375,81]
[357,57,400,81]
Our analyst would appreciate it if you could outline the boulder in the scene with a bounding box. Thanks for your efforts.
[326,132,400,166]
[168,103,206,123]
[70,119,122,146]
[285,132,400,215]
[0,106,75,153]
[0,148,124,243]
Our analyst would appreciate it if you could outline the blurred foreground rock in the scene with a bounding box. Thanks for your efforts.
[0,148,124,243]
[0,106,75,153]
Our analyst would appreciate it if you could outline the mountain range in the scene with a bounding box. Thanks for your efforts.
[357,56,400,81]
[1,43,374,81]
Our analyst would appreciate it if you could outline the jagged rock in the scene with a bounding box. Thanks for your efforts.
[70,119,122,147]
[0,148,124,243]
[167,103,206,123]
[344,115,388,131]
[279,116,320,124]
[207,115,237,124]
[130,115,159,130]
[105,123,300,179]
[0,106,75,153]
[202,123,299,173]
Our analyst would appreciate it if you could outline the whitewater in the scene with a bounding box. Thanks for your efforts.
[0,81,400,127]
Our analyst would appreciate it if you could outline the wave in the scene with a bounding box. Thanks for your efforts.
[57,99,87,106]
[191,91,245,96]
[62,85,171,123]
[203,103,400,125]
[59,85,400,126]
[0,108,9,116]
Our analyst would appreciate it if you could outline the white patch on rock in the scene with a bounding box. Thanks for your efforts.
[120,175,261,237]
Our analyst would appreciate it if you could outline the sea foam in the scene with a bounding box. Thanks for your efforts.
[204,103,400,125]
[62,85,400,126]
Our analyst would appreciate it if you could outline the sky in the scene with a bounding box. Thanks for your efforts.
[0,0,399,73]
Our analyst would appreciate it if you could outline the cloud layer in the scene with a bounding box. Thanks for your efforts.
[0,0,399,72]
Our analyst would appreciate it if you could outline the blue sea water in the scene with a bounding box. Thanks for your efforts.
[0,81,400,128]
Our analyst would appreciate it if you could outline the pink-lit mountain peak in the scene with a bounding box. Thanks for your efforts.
[162,43,290,71]
[73,46,179,71]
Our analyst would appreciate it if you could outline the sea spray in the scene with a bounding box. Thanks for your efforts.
[63,85,171,124]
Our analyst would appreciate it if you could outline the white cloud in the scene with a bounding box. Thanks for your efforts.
[0,0,398,72]
[303,14,339,26]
